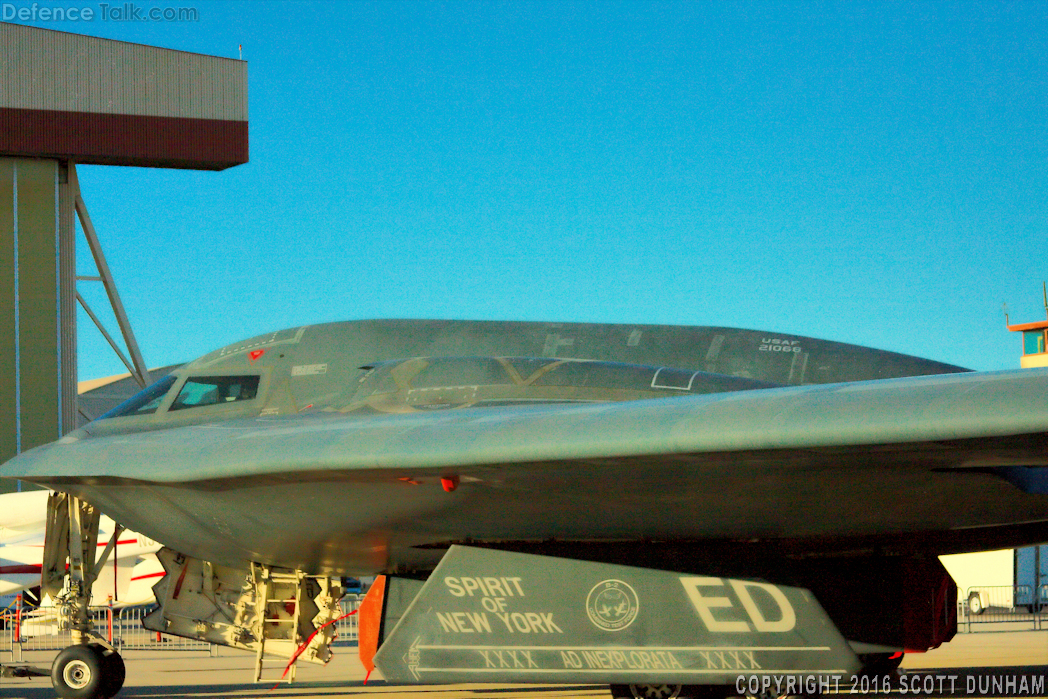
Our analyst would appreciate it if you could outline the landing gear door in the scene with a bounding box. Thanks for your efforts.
[370,546,860,685]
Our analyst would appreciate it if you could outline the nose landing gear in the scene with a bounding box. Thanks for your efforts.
[41,493,128,698]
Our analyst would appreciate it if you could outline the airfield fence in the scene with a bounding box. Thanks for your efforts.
[9,585,1048,658]
[958,585,1048,632]
[0,594,363,657]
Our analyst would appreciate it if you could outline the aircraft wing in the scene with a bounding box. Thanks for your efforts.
[5,367,1048,574]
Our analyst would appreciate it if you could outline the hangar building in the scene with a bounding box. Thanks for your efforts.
[0,23,248,492]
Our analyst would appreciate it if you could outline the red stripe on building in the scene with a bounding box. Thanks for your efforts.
[0,108,248,170]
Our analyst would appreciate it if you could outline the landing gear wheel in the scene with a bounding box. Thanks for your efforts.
[968,591,985,615]
[863,652,903,676]
[51,644,105,699]
[681,686,737,699]
[856,652,904,691]
[610,684,684,699]
[95,645,125,698]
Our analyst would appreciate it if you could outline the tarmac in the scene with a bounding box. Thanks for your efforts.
[1,632,1046,699]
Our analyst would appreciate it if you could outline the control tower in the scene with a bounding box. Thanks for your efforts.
[1007,283,1048,369]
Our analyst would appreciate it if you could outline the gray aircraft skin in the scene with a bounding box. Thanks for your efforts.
[5,318,1048,651]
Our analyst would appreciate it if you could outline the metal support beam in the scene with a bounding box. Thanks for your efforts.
[76,292,139,380]
[69,164,151,389]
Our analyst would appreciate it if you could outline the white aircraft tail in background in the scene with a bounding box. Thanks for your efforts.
[0,490,162,606]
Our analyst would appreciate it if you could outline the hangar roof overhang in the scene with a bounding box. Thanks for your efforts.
[0,23,248,170]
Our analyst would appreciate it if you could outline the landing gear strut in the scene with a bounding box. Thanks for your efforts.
[42,493,127,699]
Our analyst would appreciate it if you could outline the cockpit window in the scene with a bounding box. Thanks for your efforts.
[169,376,260,411]
[95,375,178,421]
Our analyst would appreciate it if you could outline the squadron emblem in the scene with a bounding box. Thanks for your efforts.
[586,579,639,631]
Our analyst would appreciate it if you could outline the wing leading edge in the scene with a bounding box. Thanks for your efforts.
[4,367,1048,574]
[8,366,1048,482]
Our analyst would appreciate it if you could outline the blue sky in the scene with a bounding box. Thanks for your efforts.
[11,1,1048,379]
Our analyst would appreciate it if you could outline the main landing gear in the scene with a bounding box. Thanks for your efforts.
[41,493,127,698]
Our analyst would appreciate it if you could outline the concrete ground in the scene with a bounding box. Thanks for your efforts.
[1,632,1046,698]
[902,631,1048,669]
[0,646,608,699]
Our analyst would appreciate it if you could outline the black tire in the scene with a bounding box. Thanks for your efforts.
[95,646,125,698]
[611,685,737,699]
[51,644,105,699]
[609,685,684,699]
[857,651,903,689]
[681,686,737,699]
